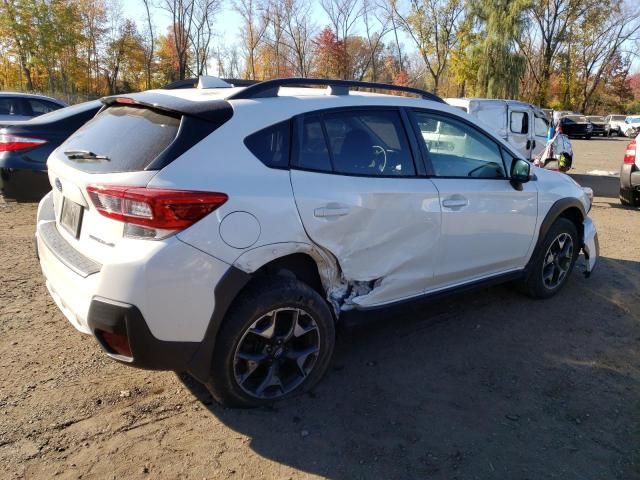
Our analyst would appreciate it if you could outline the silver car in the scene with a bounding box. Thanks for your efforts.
[0,92,67,121]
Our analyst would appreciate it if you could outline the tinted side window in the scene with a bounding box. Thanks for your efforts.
[245,121,290,168]
[296,116,332,172]
[413,111,506,179]
[322,110,415,177]
[0,97,24,115]
[510,111,528,134]
[28,99,62,115]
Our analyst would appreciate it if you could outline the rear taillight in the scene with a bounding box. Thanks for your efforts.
[0,134,47,152]
[624,139,637,164]
[86,186,227,239]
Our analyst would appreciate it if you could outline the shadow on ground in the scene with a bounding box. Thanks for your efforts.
[180,256,640,480]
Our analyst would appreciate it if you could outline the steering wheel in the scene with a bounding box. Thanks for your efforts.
[371,145,388,173]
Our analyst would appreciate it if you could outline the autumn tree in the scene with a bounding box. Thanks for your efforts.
[313,27,347,79]
[468,0,529,98]
[281,0,316,77]
[389,0,464,94]
[162,0,195,80]
[235,0,269,80]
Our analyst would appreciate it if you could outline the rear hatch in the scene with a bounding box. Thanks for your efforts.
[46,92,233,265]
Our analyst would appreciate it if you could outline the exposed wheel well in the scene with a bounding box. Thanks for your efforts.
[250,253,325,297]
[558,207,584,243]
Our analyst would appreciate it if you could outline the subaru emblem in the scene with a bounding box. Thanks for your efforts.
[55,178,62,192]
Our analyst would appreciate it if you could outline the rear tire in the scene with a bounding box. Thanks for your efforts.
[206,276,335,408]
[519,218,580,299]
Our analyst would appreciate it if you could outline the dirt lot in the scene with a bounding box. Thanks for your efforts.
[1,137,639,480]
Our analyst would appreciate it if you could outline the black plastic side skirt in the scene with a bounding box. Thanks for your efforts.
[342,270,524,326]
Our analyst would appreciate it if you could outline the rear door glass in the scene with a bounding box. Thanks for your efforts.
[60,106,180,173]
[28,99,62,115]
[0,97,25,116]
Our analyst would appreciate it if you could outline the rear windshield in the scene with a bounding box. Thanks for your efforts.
[612,115,626,120]
[587,116,604,122]
[60,105,180,173]
[563,116,586,123]
[28,100,101,124]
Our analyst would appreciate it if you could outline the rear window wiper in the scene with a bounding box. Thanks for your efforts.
[64,150,110,161]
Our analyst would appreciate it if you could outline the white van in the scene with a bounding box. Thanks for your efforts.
[446,98,553,161]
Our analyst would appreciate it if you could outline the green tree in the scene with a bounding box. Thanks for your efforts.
[469,0,530,98]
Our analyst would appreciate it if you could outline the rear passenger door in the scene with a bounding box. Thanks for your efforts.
[289,108,442,308]
[410,110,538,288]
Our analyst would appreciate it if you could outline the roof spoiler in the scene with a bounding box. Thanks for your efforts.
[100,91,233,124]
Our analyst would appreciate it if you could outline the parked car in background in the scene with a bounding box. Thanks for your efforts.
[445,98,555,161]
[623,116,640,138]
[552,110,574,126]
[605,114,628,136]
[0,92,67,121]
[36,78,597,407]
[0,100,101,201]
[559,115,593,139]
[620,137,639,206]
[586,116,607,136]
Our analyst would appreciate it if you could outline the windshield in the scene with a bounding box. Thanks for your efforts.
[627,117,640,124]
[612,115,626,121]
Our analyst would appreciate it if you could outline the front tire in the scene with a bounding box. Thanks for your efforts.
[520,218,580,299]
[207,277,335,407]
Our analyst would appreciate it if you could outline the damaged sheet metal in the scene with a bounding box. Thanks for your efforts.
[232,241,348,316]
[290,170,442,309]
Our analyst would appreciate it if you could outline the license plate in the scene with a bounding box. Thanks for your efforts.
[60,198,84,238]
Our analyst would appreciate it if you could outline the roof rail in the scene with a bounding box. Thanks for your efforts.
[162,77,259,90]
[227,77,445,103]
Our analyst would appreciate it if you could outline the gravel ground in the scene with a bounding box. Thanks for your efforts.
[1,138,639,480]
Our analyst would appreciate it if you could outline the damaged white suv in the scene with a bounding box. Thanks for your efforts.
[36,78,598,407]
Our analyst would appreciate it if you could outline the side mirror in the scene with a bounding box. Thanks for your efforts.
[511,158,531,184]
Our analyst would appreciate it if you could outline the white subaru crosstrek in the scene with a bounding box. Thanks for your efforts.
[36,78,598,407]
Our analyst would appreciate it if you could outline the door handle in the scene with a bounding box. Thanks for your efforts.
[526,139,531,150]
[314,206,350,218]
[442,197,468,209]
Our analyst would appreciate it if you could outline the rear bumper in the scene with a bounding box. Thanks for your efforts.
[88,297,200,370]
[36,192,249,375]
[619,163,640,204]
